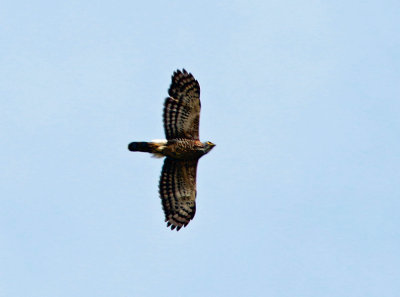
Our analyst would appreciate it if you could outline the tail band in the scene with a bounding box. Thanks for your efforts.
[128,142,151,152]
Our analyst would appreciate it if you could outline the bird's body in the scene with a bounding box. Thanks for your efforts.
[129,139,214,160]
[128,69,215,231]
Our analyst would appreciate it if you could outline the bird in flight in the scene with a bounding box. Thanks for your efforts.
[128,69,215,231]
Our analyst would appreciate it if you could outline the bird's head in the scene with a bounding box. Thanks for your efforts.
[203,141,216,153]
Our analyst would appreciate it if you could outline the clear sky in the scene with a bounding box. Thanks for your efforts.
[1,1,399,296]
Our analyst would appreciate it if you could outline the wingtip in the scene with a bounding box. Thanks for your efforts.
[165,218,186,231]
[173,68,189,76]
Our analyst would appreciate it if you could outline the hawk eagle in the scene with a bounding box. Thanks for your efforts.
[128,69,215,231]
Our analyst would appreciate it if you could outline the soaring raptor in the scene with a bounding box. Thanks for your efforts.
[128,69,215,231]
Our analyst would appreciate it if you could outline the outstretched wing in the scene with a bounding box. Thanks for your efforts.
[159,157,198,231]
[163,69,201,140]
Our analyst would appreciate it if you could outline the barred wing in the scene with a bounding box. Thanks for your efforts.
[159,157,198,231]
[163,69,201,140]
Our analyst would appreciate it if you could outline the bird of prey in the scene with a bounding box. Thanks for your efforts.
[128,69,215,231]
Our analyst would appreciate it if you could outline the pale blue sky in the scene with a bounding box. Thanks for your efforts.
[1,1,400,296]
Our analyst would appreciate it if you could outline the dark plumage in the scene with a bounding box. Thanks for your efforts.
[128,69,215,231]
